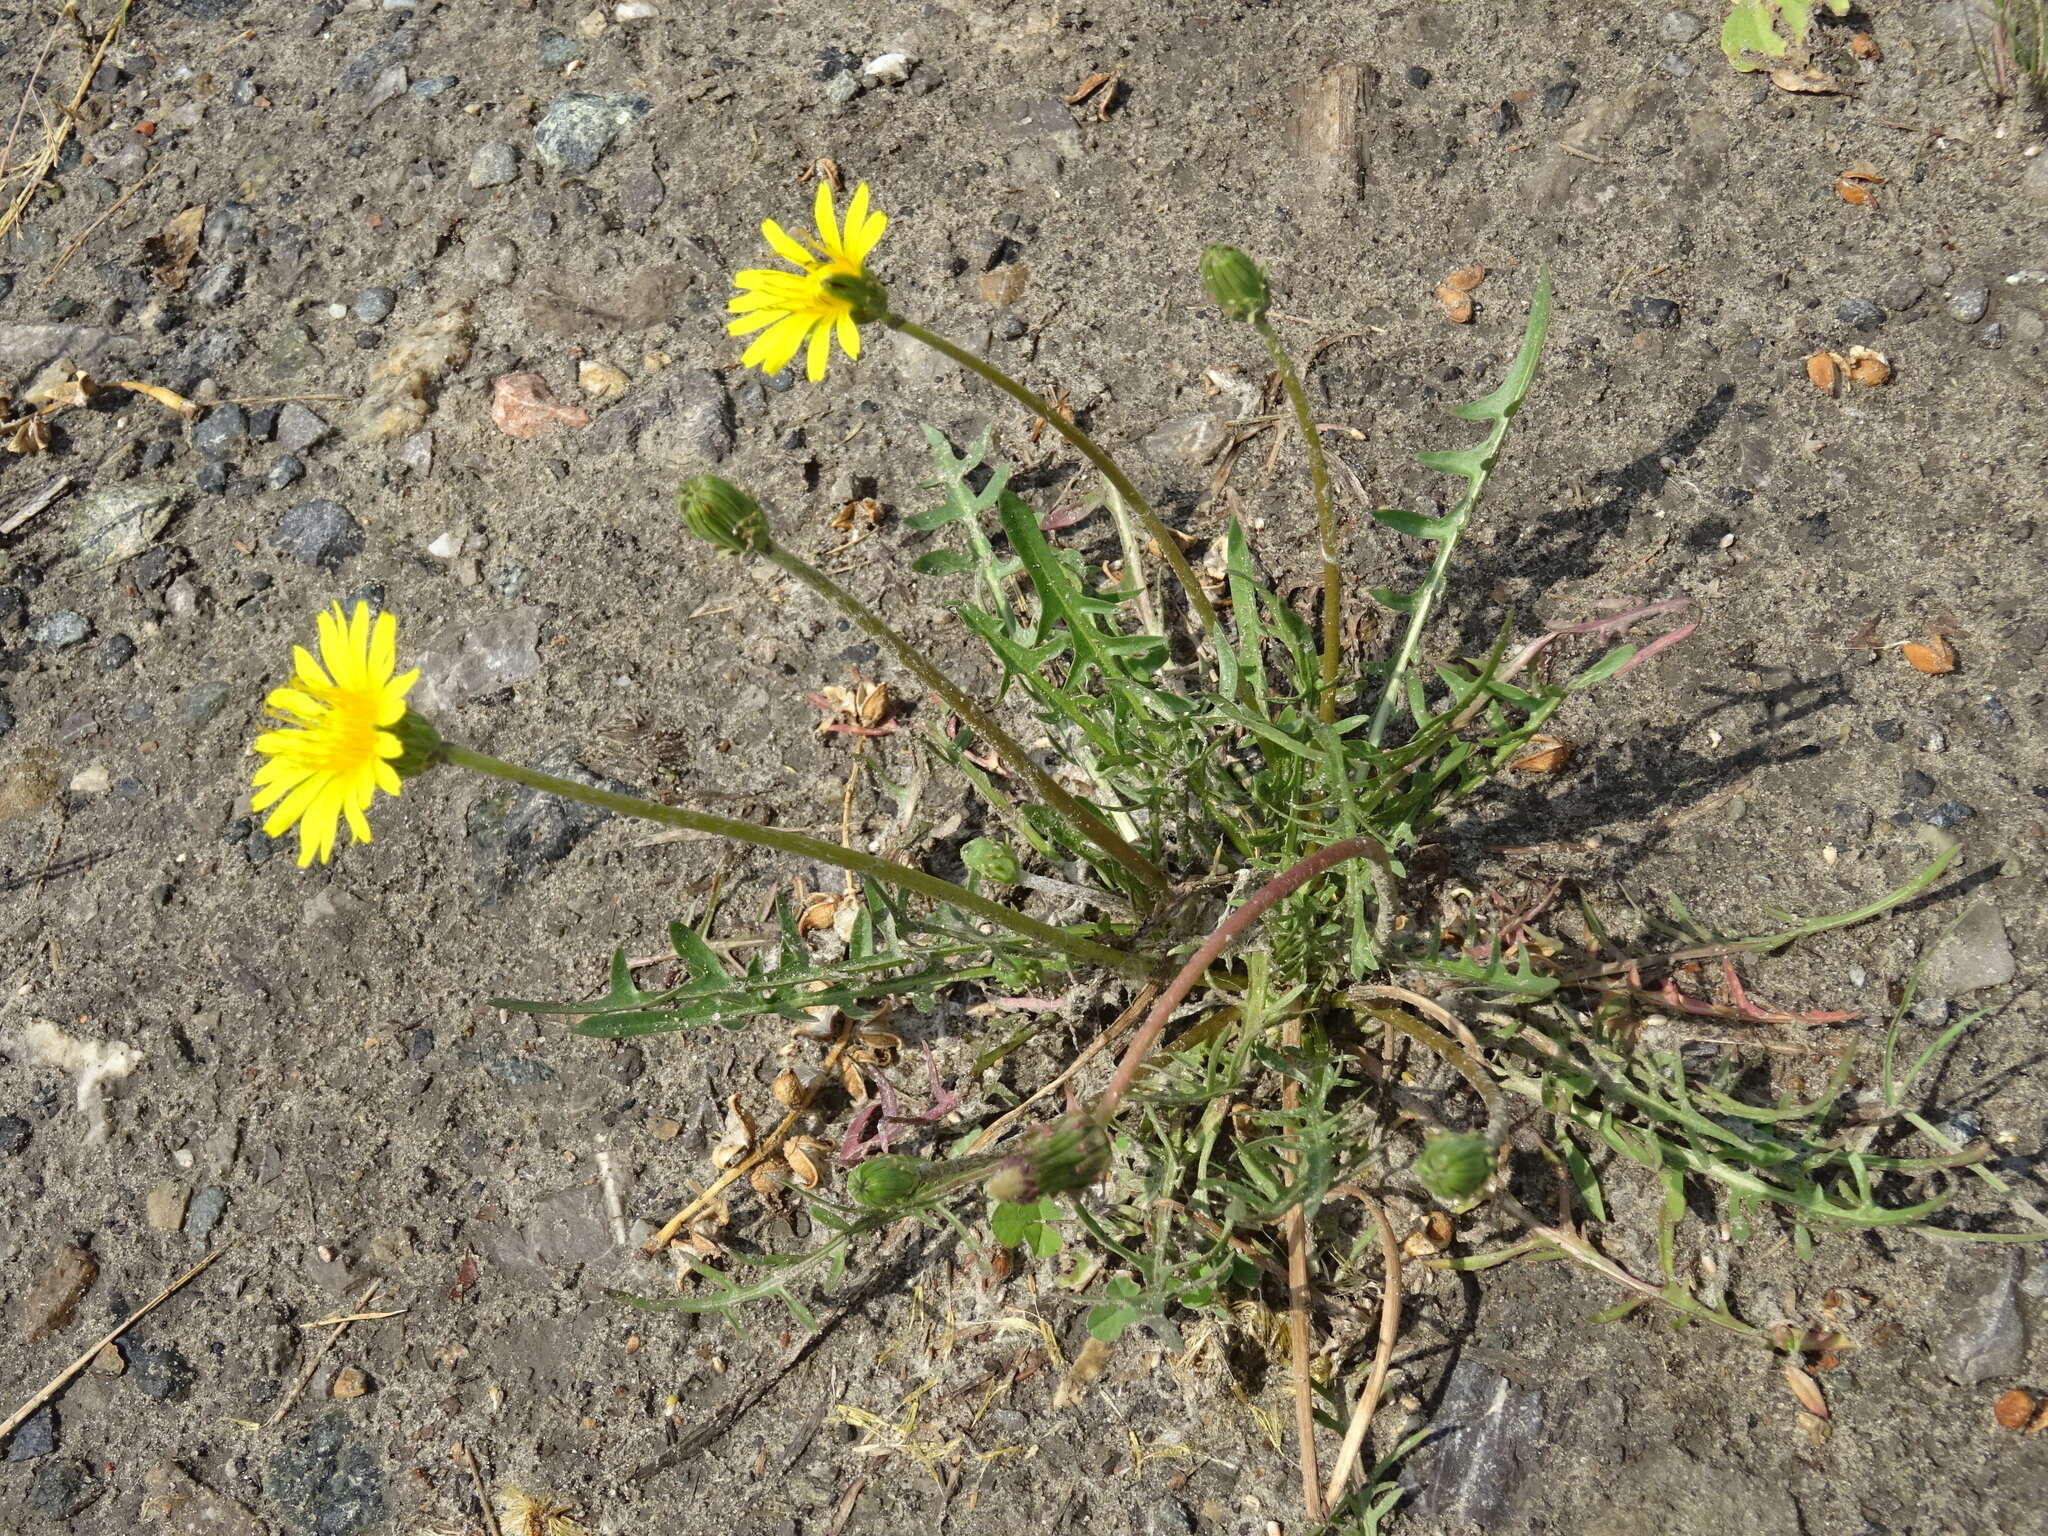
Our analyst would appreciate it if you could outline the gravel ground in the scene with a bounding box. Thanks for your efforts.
[2,1,2046,1532]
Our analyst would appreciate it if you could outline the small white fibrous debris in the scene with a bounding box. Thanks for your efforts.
[19,1019,142,1146]
[862,51,916,85]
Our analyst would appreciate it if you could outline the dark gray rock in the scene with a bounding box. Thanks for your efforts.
[1404,1361,1545,1522]
[5,1405,57,1460]
[185,1185,229,1242]
[1879,276,1924,313]
[1836,298,1887,331]
[267,455,306,491]
[0,1114,29,1153]
[271,501,363,568]
[352,287,395,325]
[194,403,248,458]
[466,745,633,905]
[1830,800,1872,839]
[202,203,254,252]
[533,92,652,174]
[339,29,413,94]
[1925,800,1975,829]
[30,1456,98,1518]
[1936,1259,2026,1383]
[249,406,280,440]
[275,402,330,454]
[190,262,243,309]
[178,681,232,727]
[29,611,91,649]
[1540,80,1578,117]
[265,1413,387,1536]
[411,75,457,100]
[196,461,231,496]
[1947,284,1989,324]
[127,1336,197,1402]
[1631,296,1681,329]
[536,30,582,67]
[468,141,519,189]
[1902,768,1935,799]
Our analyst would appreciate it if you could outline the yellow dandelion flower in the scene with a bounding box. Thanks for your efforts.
[727,180,889,383]
[250,601,420,867]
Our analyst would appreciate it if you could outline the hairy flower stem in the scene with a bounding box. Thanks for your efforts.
[761,542,1170,903]
[1254,316,1342,722]
[1096,836,1384,1117]
[438,744,1146,974]
[885,314,1221,633]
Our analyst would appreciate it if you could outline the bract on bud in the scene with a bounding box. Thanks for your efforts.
[387,710,445,779]
[848,1153,926,1210]
[677,475,772,556]
[1415,1131,1493,1203]
[985,1113,1110,1203]
[1200,244,1271,323]
[819,269,891,325]
[961,836,1022,888]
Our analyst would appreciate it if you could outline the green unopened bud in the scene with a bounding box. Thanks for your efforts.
[388,710,444,779]
[678,475,772,556]
[961,836,1022,888]
[986,1113,1110,1203]
[1200,244,1270,323]
[1415,1132,1493,1203]
[819,269,892,325]
[849,1154,928,1210]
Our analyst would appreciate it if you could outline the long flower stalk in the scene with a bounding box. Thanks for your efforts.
[1254,315,1343,721]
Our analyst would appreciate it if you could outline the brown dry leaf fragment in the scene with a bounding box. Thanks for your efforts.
[1848,32,1881,61]
[797,892,841,936]
[1805,351,1844,393]
[977,263,1029,307]
[785,1139,833,1190]
[1435,283,1474,324]
[1510,734,1571,773]
[491,372,592,438]
[1833,178,1874,206]
[855,679,890,729]
[146,205,207,290]
[1846,346,1891,387]
[709,1093,755,1169]
[1784,1363,1829,1419]
[1443,263,1486,293]
[22,361,95,411]
[829,496,883,532]
[109,379,201,421]
[1064,71,1115,105]
[1901,635,1955,675]
[677,1229,723,1261]
[6,416,53,455]
[1994,1389,2036,1430]
[1772,67,1841,94]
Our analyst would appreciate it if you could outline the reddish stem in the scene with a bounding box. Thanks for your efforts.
[1096,837,1381,1115]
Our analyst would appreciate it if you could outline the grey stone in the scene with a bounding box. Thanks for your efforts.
[466,233,520,286]
[2023,151,2048,207]
[536,30,582,67]
[127,1336,197,1402]
[619,166,665,219]
[339,29,414,93]
[267,454,306,491]
[1540,80,1578,118]
[1631,295,1681,329]
[275,402,331,453]
[271,500,363,568]
[1659,9,1705,42]
[398,431,433,475]
[416,607,544,712]
[468,141,519,189]
[141,1463,265,1536]
[1141,413,1230,466]
[264,1413,387,1536]
[1936,1259,2026,1384]
[0,1114,29,1153]
[185,1185,229,1242]
[411,74,457,99]
[202,202,254,252]
[352,286,396,325]
[1922,902,2016,996]
[466,744,631,905]
[0,322,125,373]
[1660,53,1695,77]
[65,485,179,575]
[1879,276,1924,313]
[196,461,230,496]
[5,1405,56,1460]
[178,681,232,727]
[194,403,248,458]
[29,610,91,649]
[190,262,243,309]
[1836,297,1886,331]
[1947,283,1989,324]
[1405,1360,1546,1522]
[30,1456,97,1518]
[1925,799,1975,828]
[532,92,651,174]
[823,72,861,106]
[1975,319,2004,348]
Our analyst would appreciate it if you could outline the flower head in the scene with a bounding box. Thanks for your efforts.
[677,474,772,555]
[250,602,423,867]
[1200,244,1271,323]
[727,180,889,383]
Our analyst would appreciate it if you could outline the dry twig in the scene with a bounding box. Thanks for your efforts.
[1323,1186,1403,1508]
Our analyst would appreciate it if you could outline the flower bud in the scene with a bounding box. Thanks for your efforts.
[985,1113,1110,1203]
[1200,244,1271,323]
[819,269,892,325]
[677,475,772,556]
[1414,1131,1493,1203]
[961,836,1022,888]
[387,710,445,779]
[848,1153,927,1210]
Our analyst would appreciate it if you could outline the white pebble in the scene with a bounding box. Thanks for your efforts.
[69,764,110,795]
[327,302,347,320]
[615,1,657,17]
[862,51,916,85]
[427,531,461,559]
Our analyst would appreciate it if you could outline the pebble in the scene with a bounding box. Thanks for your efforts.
[1660,54,1695,77]
[271,500,364,568]
[263,1413,389,1536]
[21,1243,97,1339]
[164,576,201,620]
[2022,152,2048,206]
[1142,413,1231,465]
[537,30,582,67]
[416,607,543,712]
[202,203,253,252]
[1831,800,1872,839]
[1879,276,1924,313]
[275,402,331,453]
[1902,768,1935,799]
[249,405,280,440]
[5,1405,57,1461]
[352,287,396,325]
[469,141,519,189]
[466,745,626,905]
[146,1181,190,1230]
[823,72,861,106]
[1659,9,1705,42]
[185,1185,229,1242]
[29,610,91,649]
[144,1462,267,1536]
[533,92,651,174]
[1922,902,2014,995]
[1871,719,1904,743]
[466,233,520,286]
[1631,296,1681,329]
[1540,80,1578,118]
[126,1336,197,1402]
[1947,284,1989,323]
[1835,298,1886,332]
[1925,799,1975,829]
[69,763,109,795]
[1937,1259,2027,1384]
[197,461,231,496]
[1975,319,2004,348]
[30,1458,97,1519]
[411,75,457,99]
[194,402,248,458]
[1406,64,1432,88]
[264,454,306,491]
[0,1114,29,1153]
[178,681,232,726]
[190,262,243,309]
[862,51,916,85]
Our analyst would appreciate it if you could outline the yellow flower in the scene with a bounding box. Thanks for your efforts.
[250,602,419,867]
[727,180,888,382]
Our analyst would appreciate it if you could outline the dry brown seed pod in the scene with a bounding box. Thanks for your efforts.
[858,1028,903,1053]
[710,1093,755,1168]
[6,416,53,455]
[1436,283,1475,324]
[840,1058,869,1100]
[1784,1364,1829,1420]
[1805,351,1843,393]
[1443,263,1486,293]
[1848,31,1881,60]
[771,1067,806,1107]
[1901,635,1956,675]
[797,892,840,935]
[1510,734,1571,773]
[1994,1388,2036,1429]
[1845,346,1891,387]
[749,1163,787,1198]
[856,680,890,729]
